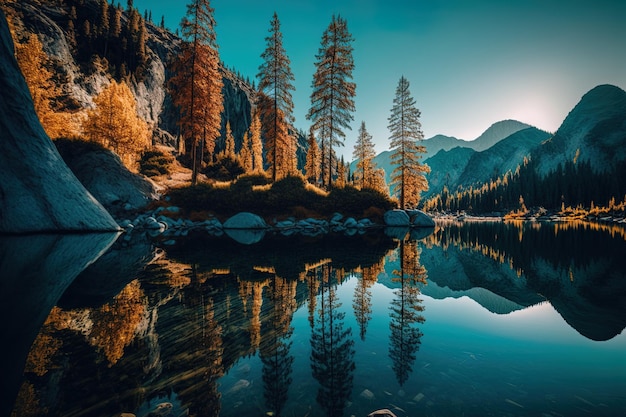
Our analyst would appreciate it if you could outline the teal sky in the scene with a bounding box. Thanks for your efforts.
[134,0,626,158]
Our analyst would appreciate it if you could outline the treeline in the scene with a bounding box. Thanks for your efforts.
[423,157,626,214]
[62,0,148,80]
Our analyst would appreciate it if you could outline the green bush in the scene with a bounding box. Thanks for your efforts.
[139,149,175,177]
[204,156,245,181]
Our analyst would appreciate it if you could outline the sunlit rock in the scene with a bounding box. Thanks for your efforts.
[0,10,119,233]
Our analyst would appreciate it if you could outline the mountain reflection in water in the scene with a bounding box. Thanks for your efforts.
[5,221,626,417]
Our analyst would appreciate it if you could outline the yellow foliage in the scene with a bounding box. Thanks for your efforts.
[13,33,79,138]
[82,79,150,167]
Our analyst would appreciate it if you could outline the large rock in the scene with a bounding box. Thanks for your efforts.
[383,209,410,226]
[407,209,436,227]
[55,141,160,213]
[0,10,119,233]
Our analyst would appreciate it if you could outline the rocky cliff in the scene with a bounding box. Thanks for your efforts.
[5,0,258,150]
[0,8,119,233]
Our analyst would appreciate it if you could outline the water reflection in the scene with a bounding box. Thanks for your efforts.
[0,233,118,417]
[7,221,626,417]
[389,239,426,387]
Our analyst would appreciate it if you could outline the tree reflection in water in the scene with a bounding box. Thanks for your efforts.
[260,275,297,416]
[310,263,356,417]
[14,221,626,417]
[389,238,427,386]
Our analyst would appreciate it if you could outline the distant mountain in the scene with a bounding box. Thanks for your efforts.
[421,147,475,198]
[456,127,551,188]
[469,119,532,152]
[421,84,626,213]
[533,84,626,176]
[363,119,532,191]
[421,126,550,198]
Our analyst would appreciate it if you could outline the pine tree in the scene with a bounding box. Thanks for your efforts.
[222,120,236,159]
[352,121,377,190]
[257,12,296,182]
[169,0,223,185]
[83,79,150,166]
[335,156,347,188]
[388,76,430,208]
[304,128,321,184]
[240,131,252,172]
[250,110,264,172]
[307,15,356,188]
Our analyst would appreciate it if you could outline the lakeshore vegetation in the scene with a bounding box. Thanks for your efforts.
[3,0,625,220]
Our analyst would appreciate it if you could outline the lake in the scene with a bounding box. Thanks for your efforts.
[2,220,625,417]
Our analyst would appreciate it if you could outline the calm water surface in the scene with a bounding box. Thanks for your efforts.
[2,221,625,417]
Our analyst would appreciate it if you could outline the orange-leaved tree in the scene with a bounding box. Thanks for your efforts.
[82,79,149,166]
[169,0,223,185]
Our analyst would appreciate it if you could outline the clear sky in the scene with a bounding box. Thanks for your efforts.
[134,0,626,158]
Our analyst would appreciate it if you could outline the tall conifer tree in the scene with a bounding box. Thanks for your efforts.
[307,15,356,188]
[250,110,265,172]
[169,0,223,185]
[353,121,377,190]
[257,12,296,182]
[304,128,321,185]
[388,76,430,208]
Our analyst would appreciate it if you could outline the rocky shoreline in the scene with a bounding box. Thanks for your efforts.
[116,207,436,245]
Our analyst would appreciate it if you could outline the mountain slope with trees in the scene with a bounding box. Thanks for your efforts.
[424,85,626,215]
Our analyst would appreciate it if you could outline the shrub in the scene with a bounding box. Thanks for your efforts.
[139,149,175,177]
[204,156,244,181]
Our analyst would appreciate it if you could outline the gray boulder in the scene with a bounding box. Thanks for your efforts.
[383,210,410,226]
[56,143,160,213]
[407,209,436,227]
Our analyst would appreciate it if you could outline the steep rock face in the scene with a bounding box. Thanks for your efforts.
[0,10,119,233]
[535,84,626,176]
[8,0,259,152]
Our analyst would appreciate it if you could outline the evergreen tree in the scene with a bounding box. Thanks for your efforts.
[257,12,296,182]
[240,131,253,172]
[250,110,264,172]
[353,121,377,189]
[304,128,321,185]
[169,0,223,185]
[307,15,356,188]
[222,120,236,159]
[388,76,430,208]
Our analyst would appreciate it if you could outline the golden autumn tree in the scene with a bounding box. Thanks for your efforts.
[257,12,296,182]
[14,33,76,138]
[222,120,236,159]
[353,121,377,190]
[169,0,223,185]
[239,131,253,172]
[388,76,430,208]
[250,110,265,172]
[304,128,321,184]
[82,79,150,165]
